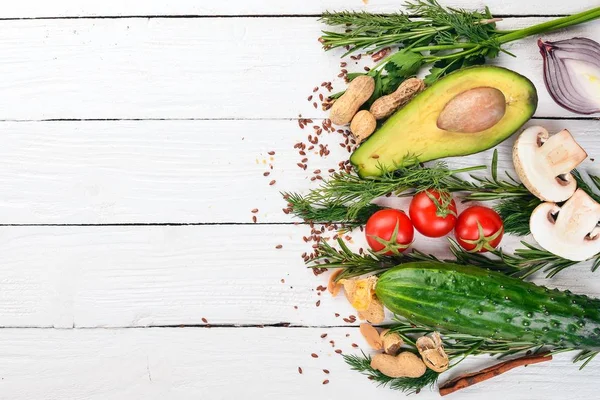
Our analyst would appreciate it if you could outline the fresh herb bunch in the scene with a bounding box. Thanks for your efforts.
[320,1,600,93]
[345,318,597,393]
[284,161,485,223]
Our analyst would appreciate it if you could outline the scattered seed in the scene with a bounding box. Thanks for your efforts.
[252,216,257,223]
[323,369,330,374]
[321,333,328,338]
[202,318,208,323]
[275,244,283,249]
[298,367,303,374]
[323,380,330,385]
[352,343,358,348]
[311,353,319,358]
[263,172,270,177]
[316,300,321,307]
[335,349,342,354]
[268,151,275,156]
[251,208,259,213]
[269,180,276,186]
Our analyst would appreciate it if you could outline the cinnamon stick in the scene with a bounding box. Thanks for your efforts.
[439,353,552,396]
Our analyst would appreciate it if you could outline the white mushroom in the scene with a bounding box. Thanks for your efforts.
[513,126,587,202]
[530,189,600,261]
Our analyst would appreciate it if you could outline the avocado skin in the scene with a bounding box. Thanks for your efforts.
[350,66,538,178]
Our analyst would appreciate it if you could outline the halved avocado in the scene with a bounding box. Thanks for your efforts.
[350,66,538,177]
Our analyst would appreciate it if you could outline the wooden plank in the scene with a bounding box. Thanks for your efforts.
[0,326,596,399]
[0,119,598,224]
[1,224,599,328]
[0,17,596,120]
[0,1,592,18]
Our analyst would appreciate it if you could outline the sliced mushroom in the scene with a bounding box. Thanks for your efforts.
[513,126,587,202]
[530,188,600,261]
[416,332,449,372]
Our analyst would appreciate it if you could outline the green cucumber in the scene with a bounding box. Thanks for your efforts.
[375,262,600,350]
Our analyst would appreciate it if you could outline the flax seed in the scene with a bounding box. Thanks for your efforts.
[298,367,303,374]
[323,369,330,374]
[313,87,318,92]
[352,343,358,348]
[316,300,321,307]
[313,102,318,109]
[335,349,342,354]
[275,244,283,249]
[268,151,275,155]
[251,208,258,213]
[202,318,208,323]
[269,180,276,186]
[311,353,319,358]
[307,95,313,101]
[252,216,257,223]
[323,380,329,385]
[372,154,379,159]
[321,333,327,338]
[263,172,270,177]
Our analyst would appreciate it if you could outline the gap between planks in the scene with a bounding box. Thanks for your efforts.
[0,14,572,22]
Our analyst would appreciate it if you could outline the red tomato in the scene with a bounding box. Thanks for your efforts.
[409,190,457,237]
[454,206,504,253]
[365,209,414,255]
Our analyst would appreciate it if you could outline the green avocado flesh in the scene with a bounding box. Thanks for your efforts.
[350,66,538,177]
[376,262,600,350]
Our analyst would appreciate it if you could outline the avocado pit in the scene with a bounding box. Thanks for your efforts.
[437,87,506,133]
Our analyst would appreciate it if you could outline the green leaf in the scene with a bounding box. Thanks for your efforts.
[384,49,424,79]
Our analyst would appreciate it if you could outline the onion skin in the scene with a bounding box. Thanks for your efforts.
[538,37,600,115]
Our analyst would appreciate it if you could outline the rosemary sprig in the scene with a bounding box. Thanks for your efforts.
[309,237,521,280]
[286,161,485,223]
[283,193,383,229]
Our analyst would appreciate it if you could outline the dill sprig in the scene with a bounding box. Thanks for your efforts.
[344,351,440,394]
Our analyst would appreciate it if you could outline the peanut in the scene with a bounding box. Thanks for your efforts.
[359,323,383,350]
[329,75,375,125]
[370,352,427,378]
[380,329,404,355]
[370,78,425,120]
[416,332,449,373]
[350,110,377,143]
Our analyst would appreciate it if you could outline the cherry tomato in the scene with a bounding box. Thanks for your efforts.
[409,190,457,237]
[365,209,414,255]
[454,206,504,253]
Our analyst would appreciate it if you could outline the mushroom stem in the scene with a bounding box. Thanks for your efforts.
[530,189,600,261]
[536,129,587,176]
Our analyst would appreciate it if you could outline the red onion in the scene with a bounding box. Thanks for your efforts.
[538,37,600,115]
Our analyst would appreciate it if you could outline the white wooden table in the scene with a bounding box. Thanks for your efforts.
[0,1,599,399]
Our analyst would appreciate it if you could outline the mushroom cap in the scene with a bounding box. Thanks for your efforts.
[530,189,600,261]
[513,126,587,202]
